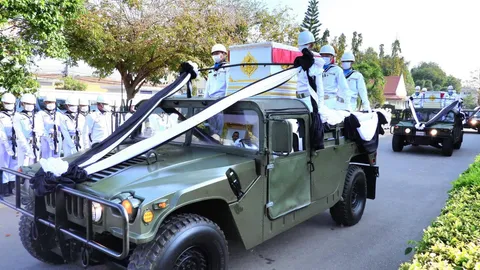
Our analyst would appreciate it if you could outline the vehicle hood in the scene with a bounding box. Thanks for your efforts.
[77,145,257,201]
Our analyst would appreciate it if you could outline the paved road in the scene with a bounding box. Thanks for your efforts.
[1,131,479,270]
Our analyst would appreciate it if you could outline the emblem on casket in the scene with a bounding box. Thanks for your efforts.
[240,52,258,78]
[429,94,435,101]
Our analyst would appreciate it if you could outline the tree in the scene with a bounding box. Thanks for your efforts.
[462,93,478,109]
[300,0,321,42]
[0,0,84,96]
[410,62,461,91]
[465,69,480,89]
[65,0,299,100]
[332,33,347,59]
[319,29,330,46]
[379,44,385,58]
[354,59,385,106]
[444,75,461,91]
[391,39,402,57]
[351,31,363,56]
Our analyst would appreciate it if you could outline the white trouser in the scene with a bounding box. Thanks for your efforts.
[206,113,224,136]
[350,97,359,111]
[324,96,337,109]
[62,140,77,157]
[41,136,60,159]
[0,143,17,183]
[17,145,36,167]
[299,97,313,112]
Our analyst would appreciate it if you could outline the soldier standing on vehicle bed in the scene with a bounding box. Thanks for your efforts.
[204,44,229,140]
[78,98,91,150]
[13,93,39,166]
[443,85,458,107]
[295,31,325,112]
[84,95,114,147]
[59,96,85,157]
[36,94,62,159]
[320,44,354,111]
[0,93,18,196]
[411,86,423,108]
[341,51,371,112]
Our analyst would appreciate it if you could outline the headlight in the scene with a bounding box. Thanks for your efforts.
[121,197,142,222]
[472,119,478,125]
[92,202,103,223]
[405,128,411,134]
[430,129,438,136]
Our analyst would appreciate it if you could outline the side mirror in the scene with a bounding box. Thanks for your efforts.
[270,120,293,155]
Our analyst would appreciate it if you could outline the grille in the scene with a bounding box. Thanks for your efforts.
[45,193,85,219]
[89,155,147,181]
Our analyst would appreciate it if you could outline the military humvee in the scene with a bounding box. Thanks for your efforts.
[391,92,464,156]
[0,97,380,269]
[463,106,480,133]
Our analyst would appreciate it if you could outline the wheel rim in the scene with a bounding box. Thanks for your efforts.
[351,178,366,210]
[174,247,208,270]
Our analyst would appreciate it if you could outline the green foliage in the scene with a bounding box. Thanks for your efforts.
[411,62,462,92]
[332,33,347,59]
[351,31,363,56]
[319,29,330,47]
[65,0,298,100]
[0,0,84,96]
[354,58,385,107]
[462,93,478,109]
[300,0,320,41]
[56,76,87,91]
[400,155,480,270]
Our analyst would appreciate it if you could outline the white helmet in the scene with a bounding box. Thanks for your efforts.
[320,44,336,56]
[415,86,421,91]
[21,93,36,104]
[298,31,315,46]
[44,94,56,102]
[1,93,16,103]
[211,44,227,54]
[79,98,89,106]
[341,51,355,62]
[97,95,107,104]
[447,85,454,90]
[66,96,79,106]
[422,87,427,92]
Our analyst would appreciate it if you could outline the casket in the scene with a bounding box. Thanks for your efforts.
[412,91,446,109]
[227,42,316,98]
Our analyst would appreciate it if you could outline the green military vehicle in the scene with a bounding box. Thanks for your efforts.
[463,106,480,133]
[391,92,464,156]
[1,97,381,269]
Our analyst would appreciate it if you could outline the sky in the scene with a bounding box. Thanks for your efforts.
[35,0,479,83]
[271,0,479,82]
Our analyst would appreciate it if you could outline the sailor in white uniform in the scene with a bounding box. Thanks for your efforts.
[204,44,229,138]
[319,44,354,110]
[84,96,114,146]
[36,94,62,159]
[0,93,18,196]
[59,96,85,157]
[13,93,39,166]
[295,31,325,112]
[411,86,423,108]
[341,51,371,112]
[443,85,458,107]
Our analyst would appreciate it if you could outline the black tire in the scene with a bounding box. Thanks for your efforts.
[128,213,228,270]
[477,128,480,134]
[19,205,64,265]
[330,165,367,226]
[454,132,463,150]
[392,135,404,152]
[442,138,454,156]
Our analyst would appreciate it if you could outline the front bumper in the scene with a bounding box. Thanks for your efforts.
[0,168,130,261]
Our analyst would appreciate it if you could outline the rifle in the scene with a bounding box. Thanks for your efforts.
[11,106,17,160]
[53,109,59,155]
[31,110,39,162]
[75,107,81,151]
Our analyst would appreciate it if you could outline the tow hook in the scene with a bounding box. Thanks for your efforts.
[81,246,91,268]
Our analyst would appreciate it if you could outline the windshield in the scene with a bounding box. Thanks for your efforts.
[131,104,261,151]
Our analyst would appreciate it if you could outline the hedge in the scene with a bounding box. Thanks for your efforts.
[400,155,480,270]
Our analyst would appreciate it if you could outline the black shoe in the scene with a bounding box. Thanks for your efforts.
[1,183,11,197]
[7,182,15,195]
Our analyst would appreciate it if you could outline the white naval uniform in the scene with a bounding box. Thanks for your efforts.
[204,63,229,135]
[0,111,17,183]
[443,92,458,107]
[322,64,354,110]
[345,69,371,111]
[411,92,423,108]
[84,110,113,145]
[35,110,62,159]
[296,57,325,112]
[13,111,39,166]
[59,112,86,157]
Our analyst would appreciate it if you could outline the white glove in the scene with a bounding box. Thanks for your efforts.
[6,147,14,157]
